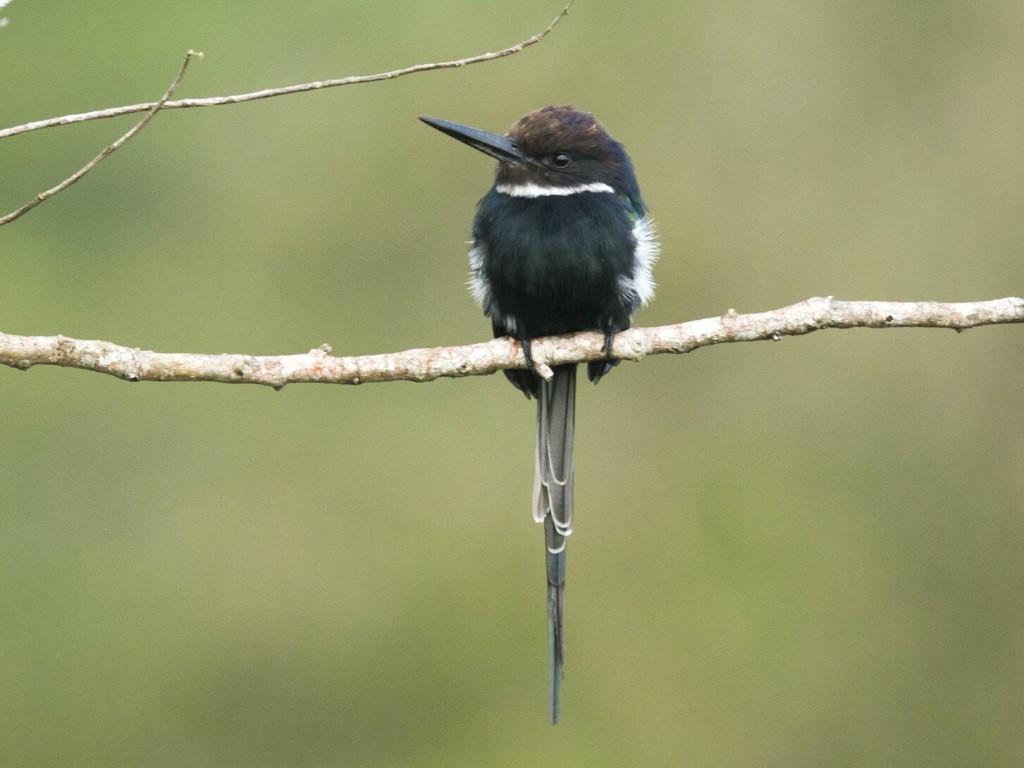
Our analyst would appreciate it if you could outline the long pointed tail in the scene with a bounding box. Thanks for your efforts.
[534,364,575,724]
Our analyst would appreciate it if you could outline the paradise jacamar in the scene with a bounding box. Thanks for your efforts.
[420,106,658,723]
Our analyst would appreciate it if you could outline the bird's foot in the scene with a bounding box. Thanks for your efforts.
[586,330,621,383]
[602,331,615,359]
[522,338,536,371]
[524,338,554,378]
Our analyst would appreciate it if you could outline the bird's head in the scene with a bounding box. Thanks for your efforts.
[420,106,641,203]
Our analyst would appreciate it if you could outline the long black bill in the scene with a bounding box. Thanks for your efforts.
[419,115,539,167]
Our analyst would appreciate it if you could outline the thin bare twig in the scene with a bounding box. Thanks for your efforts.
[1,297,1020,389]
[0,1,574,140]
[0,50,201,226]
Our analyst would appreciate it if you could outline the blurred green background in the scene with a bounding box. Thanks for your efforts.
[2,1,1024,765]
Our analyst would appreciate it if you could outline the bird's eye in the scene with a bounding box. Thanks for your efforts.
[551,153,572,169]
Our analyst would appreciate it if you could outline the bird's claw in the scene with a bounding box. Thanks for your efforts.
[520,338,554,381]
[602,331,615,360]
[522,338,536,371]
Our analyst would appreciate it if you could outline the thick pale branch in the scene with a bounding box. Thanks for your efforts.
[0,1,573,140]
[1,297,1020,389]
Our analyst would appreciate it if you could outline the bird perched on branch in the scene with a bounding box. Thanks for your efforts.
[420,106,657,723]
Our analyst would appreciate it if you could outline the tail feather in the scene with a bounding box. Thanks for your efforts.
[534,365,576,724]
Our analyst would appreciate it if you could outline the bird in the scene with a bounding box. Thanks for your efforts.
[419,106,657,723]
